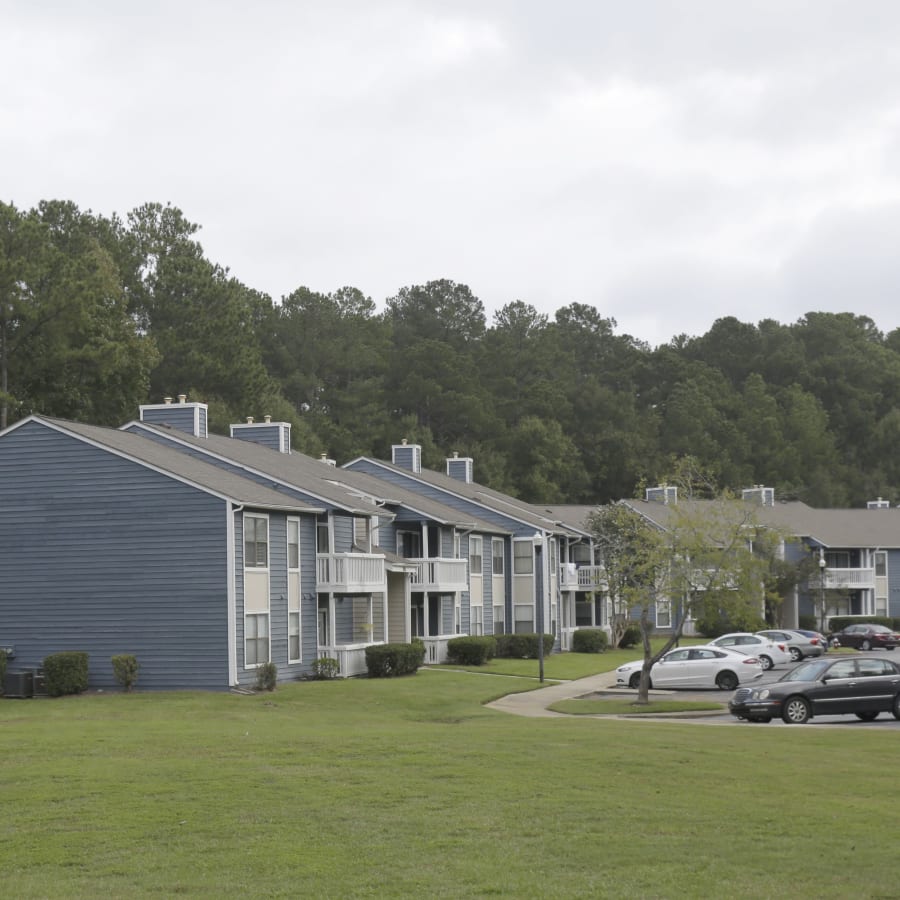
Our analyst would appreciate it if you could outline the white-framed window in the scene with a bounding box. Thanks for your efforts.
[316,515,330,553]
[513,540,533,574]
[493,604,505,634]
[397,529,422,558]
[469,536,483,576]
[549,539,557,573]
[514,603,534,633]
[454,532,461,559]
[287,517,301,662]
[656,600,671,629]
[244,514,269,567]
[471,605,483,636]
[492,538,504,575]
[245,613,269,666]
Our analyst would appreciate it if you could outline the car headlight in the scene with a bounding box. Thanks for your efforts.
[751,689,770,700]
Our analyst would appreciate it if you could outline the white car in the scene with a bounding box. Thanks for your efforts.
[756,629,826,661]
[615,646,765,691]
[706,632,792,671]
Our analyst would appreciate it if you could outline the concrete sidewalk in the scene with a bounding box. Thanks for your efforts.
[485,671,618,718]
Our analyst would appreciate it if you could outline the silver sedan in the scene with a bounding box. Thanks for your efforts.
[757,629,826,661]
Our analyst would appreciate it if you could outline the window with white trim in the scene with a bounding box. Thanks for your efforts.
[513,540,533,575]
[287,517,301,662]
[469,536,483,576]
[492,538,504,575]
[656,600,671,629]
[244,515,269,567]
[471,605,483,636]
[245,613,269,666]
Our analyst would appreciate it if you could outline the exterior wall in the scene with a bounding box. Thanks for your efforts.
[0,421,230,690]
[230,422,291,453]
[332,512,355,552]
[139,402,207,438]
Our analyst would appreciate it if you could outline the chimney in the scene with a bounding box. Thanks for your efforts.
[645,485,677,505]
[229,416,292,453]
[742,485,775,507]
[867,498,891,509]
[392,438,422,473]
[139,395,208,438]
[319,451,337,467]
[446,451,474,483]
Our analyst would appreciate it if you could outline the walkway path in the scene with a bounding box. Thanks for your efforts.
[485,671,619,718]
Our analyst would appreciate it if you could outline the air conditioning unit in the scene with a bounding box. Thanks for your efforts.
[3,669,34,699]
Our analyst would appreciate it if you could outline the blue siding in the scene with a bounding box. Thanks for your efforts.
[0,421,230,690]
[139,404,204,437]
[333,513,354,553]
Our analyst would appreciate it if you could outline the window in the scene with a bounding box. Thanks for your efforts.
[397,530,422,558]
[288,518,301,662]
[513,540,533,574]
[656,600,671,629]
[471,605,483,636]
[493,604,505,634]
[875,552,887,577]
[492,539,504,575]
[245,613,269,666]
[469,536,483,576]
[244,515,268,567]
[514,603,534,633]
[316,515,330,553]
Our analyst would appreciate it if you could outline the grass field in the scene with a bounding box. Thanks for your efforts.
[2,659,897,899]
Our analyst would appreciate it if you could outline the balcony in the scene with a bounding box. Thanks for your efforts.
[316,553,386,592]
[559,564,607,591]
[821,567,875,590]
[408,558,468,592]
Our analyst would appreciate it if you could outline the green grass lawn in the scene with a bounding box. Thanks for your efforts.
[2,667,896,898]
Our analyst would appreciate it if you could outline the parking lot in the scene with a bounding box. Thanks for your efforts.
[637,650,900,728]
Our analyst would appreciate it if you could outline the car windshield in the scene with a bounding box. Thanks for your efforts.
[869,625,892,633]
[780,660,831,682]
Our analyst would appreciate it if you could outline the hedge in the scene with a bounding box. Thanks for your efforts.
[572,629,608,653]
[43,651,89,697]
[365,641,426,677]
[446,636,496,665]
[494,633,554,659]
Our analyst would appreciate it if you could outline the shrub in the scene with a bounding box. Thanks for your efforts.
[110,654,140,692]
[446,636,496,665]
[365,642,425,678]
[42,651,89,697]
[617,626,642,649]
[797,615,818,631]
[254,661,278,691]
[494,633,554,659]
[310,656,341,680]
[572,629,608,653]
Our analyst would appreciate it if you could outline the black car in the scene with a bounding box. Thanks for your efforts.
[729,656,900,724]
[832,623,900,651]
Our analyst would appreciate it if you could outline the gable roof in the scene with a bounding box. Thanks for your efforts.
[344,456,586,538]
[13,416,319,514]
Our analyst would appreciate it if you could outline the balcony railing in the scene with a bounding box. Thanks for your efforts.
[559,564,607,591]
[316,643,371,677]
[421,636,452,664]
[316,553,386,592]
[408,558,468,591]
[821,568,876,590]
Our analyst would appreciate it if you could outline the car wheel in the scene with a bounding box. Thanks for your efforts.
[861,639,872,651]
[781,696,811,724]
[628,672,645,689]
[855,711,879,721]
[892,694,900,721]
[715,670,739,691]
[789,647,802,662]
[759,655,773,671]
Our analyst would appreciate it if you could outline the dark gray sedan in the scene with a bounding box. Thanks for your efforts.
[729,656,900,724]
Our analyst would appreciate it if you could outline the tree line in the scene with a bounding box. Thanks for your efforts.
[4,198,900,508]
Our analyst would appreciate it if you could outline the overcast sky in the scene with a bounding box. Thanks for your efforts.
[5,1,900,346]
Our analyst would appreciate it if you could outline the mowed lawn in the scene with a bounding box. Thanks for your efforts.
[1,666,896,899]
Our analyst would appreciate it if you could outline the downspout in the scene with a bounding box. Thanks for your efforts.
[227,503,244,686]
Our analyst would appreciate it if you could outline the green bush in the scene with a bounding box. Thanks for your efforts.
[365,642,425,678]
[572,629,608,653]
[797,615,818,631]
[254,661,278,692]
[309,656,341,680]
[42,651,89,697]
[110,654,140,692]
[446,636,496,665]
[494,633,554,659]
[617,626,642,649]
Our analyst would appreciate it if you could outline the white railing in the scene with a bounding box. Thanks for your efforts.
[317,643,371,677]
[822,568,875,590]
[409,558,468,591]
[316,553,386,592]
[559,565,607,590]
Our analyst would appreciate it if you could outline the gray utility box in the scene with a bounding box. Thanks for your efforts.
[3,669,35,698]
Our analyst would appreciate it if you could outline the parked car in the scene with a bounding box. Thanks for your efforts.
[616,646,764,691]
[729,656,900,724]
[795,628,829,652]
[757,629,825,661]
[705,633,792,670]
[831,623,900,651]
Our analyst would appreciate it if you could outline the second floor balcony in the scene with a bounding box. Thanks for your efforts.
[559,564,607,591]
[820,567,876,590]
[408,557,468,592]
[317,553,386,593]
